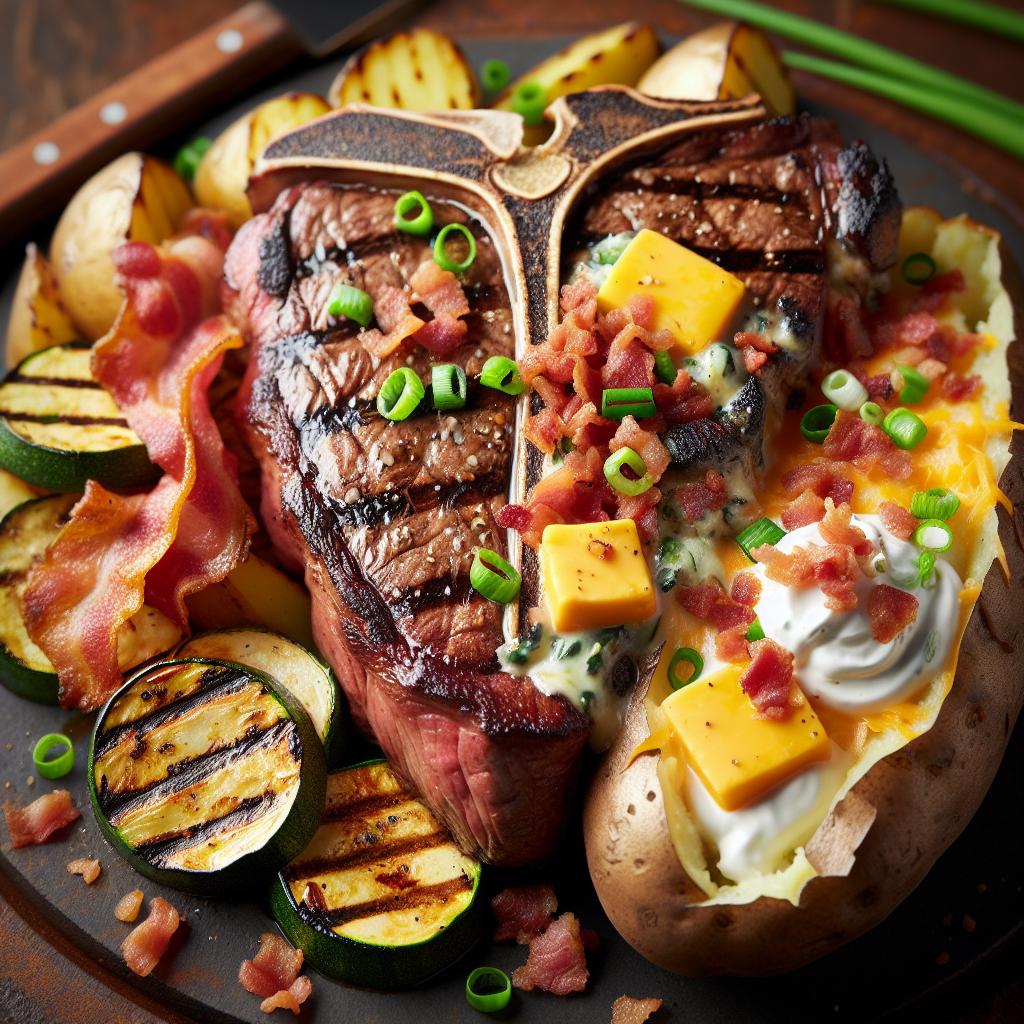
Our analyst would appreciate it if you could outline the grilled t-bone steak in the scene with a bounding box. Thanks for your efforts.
[224,105,898,867]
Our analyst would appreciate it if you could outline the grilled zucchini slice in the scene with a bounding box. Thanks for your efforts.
[173,629,342,762]
[270,760,483,989]
[0,495,179,703]
[89,658,327,895]
[0,341,158,492]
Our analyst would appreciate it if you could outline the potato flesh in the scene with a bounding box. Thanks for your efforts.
[5,244,78,368]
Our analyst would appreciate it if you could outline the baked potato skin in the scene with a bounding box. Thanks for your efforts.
[583,313,1024,978]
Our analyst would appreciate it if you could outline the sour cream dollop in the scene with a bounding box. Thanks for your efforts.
[754,514,962,714]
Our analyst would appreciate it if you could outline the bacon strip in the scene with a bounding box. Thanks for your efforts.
[21,233,253,711]
[512,912,589,996]
[121,897,181,977]
[493,884,558,943]
[4,790,80,847]
[867,584,919,643]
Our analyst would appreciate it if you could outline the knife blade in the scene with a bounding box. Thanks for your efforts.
[0,0,427,239]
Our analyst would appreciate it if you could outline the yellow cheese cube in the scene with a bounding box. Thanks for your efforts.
[540,519,656,633]
[596,228,746,355]
[662,663,829,811]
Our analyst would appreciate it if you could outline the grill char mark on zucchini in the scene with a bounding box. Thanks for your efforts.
[320,876,475,928]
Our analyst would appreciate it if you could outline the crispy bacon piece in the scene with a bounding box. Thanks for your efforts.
[115,889,145,923]
[409,260,470,355]
[734,329,779,372]
[942,371,982,402]
[493,884,558,943]
[781,460,854,505]
[654,368,713,424]
[512,912,589,996]
[678,579,756,663]
[868,584,919,643]
[121,897,181,977]
[612,995,664,1024]
[731,572,762,607]
[740,638,796,720]
[4,790,80,848]
[753,541,863,613]
[66,858,101,884]
[823,411,912,481]
[260,977,312,1016]
[239,933,304,998]
[819,499,874,558]
[21,233,253,711]
[857,371,894,401]
[879,500,918,540]
[675,469,728,522]
[561,278,598,327]
[609,416,670,483]
[358,285,425,357]
[782,489,827,530]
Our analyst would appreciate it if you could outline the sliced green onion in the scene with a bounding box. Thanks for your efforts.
[736,517,786,561]
[465,966,512,1013]
[859,401,884,426]
[896,364,930,405]
[601,387,656,421]
[821,369,868,411]
[668,647,704,690]
[393,190,434,237]
[905,549,937,590]
[882,407,928,450]
[32,733,74,780]
[377,368,425,421]
[431,363,468,410]
[434,223,477,274]
[914,518,954,552]
[480,60,511,93]
[511,81,548,126]
[745,620,766,643]
[654,350,677,385]
[901,251,937,286]
[480,355,524,395]
[911,487,960,521]
[327,283,374,327]
[603,447,653,497]
[470,548,521,604]
[172,137,211,182]
[800,403,839,443]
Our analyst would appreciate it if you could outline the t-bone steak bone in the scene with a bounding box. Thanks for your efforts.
[224,97,899,867]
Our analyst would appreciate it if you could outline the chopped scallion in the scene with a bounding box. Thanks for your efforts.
[745,620,766,642]
[901,251,937,285]
[376,367,425,421]
[327,283,374,327]
[32,733,74,780]
[668,647,704,690]
[172,137,211,183]
[465,966,512,1013]
[480,59,511,93]
[510,81,547,125]
[821,369,868,411]
[859,400,884,426]
[480,355,524,395]
[431,363,468,410]
[433,223,477,274]
[736,517,786,561]
[913,518,954,552]
[470,548,521,604]
[603,447,653,497]
[896,364,930,404]
[882,407,928,450]
[393,190,434,237]
[601,387,656,421]
[800,403,839,443]
[653,349,677,385]
[910,487,960,521]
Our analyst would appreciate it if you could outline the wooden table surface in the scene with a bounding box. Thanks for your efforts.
[0,1,1022,1022]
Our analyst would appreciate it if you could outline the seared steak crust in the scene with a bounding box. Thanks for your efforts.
[227,184,588,865]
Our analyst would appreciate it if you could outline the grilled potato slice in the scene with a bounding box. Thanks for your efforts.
[5,244,78,368]
[494,22,661,145]
[328,28,480,112]
[194,92,332,228]
[638,21,795,117]
[49,153,193,341]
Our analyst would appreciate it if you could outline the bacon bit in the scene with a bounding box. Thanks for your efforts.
[731,572,762,607]
[121,897,181,977]
[914,357,948,382]
[734,330,779,354]
[858,371,894,401]
[4,790,80,847]
[512,912,589,996]
[922,268,965,297]
[239,933,304,998]
[616,490,662,545]
[408,260,471,356]
[493,884,558,944]
[675,469,728,522]
[611,995,664,1024]
[825,292,872,362]
[781,460,854,505]
[823,410,912,481]
[560,278,598,328]
[819,499,874,558]
[678,580,755,663]
[754,542,862,613]
[260,977,312,1016]
[716,627,751,663]
[742,347,769,374]
[782,489,827,531]
[942,372,982,402]
[609,416,670,484]
[879,500,918,540]
[867,584,919,643]
[653,368,713,424]
[603,339,655,390]
[411,314,467,355]
[740,638,796,720]
[588,539,613,560]
[359,286,425,357]
[115,889,145,923]
[66,858,101,884]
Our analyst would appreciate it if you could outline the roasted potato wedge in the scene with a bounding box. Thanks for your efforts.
[328,28,480,112]
[638,21,795,117]
[5,244,78,368]
[495,22,660,145]
[49,153,193,341]
[194,92,331,228]
[0,469,36,521]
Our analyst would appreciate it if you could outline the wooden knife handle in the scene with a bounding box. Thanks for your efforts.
[0,0,303,240]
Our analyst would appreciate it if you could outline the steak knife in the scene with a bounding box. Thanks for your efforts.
[0,0,426,239]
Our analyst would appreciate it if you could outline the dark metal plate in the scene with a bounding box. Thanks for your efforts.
[0,37,1021,1024]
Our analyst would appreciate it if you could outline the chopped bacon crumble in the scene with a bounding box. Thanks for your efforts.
[493,884,558,944]
[512,911,590,996]
[879,500,918,540]
[740,638,797,720]
[121,897,181,977]
[611,995,665,1024]
[115,889,145,923]
[867,584,920,643]
[4,789,80,848]
[240,932,311,1014]
[66,858,101,884]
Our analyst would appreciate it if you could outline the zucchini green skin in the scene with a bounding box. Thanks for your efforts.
[172,628,344,766]
[270,761,483,989]
[0,341,159,492]
[88,658,327,897]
